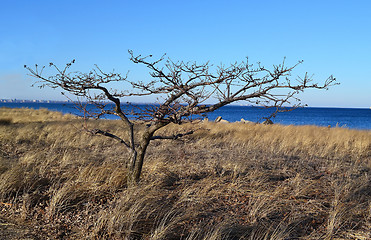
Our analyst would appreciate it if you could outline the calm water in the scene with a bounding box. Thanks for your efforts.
[1,102,371,130]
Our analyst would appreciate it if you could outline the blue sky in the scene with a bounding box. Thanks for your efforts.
[1,0,370,107]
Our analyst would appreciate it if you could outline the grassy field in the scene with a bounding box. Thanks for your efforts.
[0,107,370,239]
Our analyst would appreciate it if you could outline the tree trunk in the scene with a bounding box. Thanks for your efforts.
[128,147,147,185]
[126,122,169,186]
[126,131,153,185]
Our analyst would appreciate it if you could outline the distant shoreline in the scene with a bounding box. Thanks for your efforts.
[0,99,370,109]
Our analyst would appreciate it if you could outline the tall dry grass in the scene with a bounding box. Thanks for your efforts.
[0,107,77,123]
[197,121,370,160]
[0,108,370,239]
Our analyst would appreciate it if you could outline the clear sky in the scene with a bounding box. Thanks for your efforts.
[1,0,370,108]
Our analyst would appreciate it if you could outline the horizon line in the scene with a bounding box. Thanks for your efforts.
[1,99,370,109]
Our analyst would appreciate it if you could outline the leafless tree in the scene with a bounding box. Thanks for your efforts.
[25,51,337,184]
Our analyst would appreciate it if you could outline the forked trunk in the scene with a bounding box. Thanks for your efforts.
[126,122,169,185]
[126,132,152,185]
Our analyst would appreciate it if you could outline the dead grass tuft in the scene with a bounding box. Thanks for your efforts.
[0,107,77,123]
[0,118,12,125]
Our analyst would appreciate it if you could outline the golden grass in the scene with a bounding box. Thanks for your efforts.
[197,121,371,160]
[0,107,77,123]
[0,108,370,239]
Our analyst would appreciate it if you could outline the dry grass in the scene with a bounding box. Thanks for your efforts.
[0,108,370,239]
[0,107,77,123]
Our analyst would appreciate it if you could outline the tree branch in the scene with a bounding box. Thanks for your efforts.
[151,130,194,140]
[90,129,130,149]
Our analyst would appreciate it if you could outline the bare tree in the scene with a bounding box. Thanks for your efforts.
[25,51,337,184]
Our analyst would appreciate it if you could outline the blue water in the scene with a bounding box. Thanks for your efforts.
[1,102,371,130]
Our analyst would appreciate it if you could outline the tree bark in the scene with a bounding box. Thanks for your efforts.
[127,143,149,185]
[126,123,166,185]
